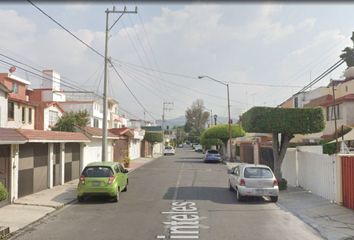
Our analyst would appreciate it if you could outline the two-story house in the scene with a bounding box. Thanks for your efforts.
[0,73,35,129]
[28,70,65,130]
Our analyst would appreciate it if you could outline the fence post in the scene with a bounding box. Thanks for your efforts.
[295,147,299,187]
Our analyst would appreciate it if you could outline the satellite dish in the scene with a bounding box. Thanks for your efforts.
[9,66,16,73]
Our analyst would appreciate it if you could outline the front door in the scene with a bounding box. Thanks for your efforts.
[0,145,10,201]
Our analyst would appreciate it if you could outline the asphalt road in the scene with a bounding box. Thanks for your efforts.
[11,148,322,240]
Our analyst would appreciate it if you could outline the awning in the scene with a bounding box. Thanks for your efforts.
[329,128,354,143]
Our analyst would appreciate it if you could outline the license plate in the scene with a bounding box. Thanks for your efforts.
[255,189,264,195]
[92,181,100,186]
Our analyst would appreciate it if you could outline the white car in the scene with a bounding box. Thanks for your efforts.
[228,163,279,202]
[163,146,175,155]
[194,144,203,152]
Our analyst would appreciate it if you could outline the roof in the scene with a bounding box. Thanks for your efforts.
[17,129,90,143]
[304,94,333,108]
[0,128,27,144]
[8,97,38,107]
[141,126,163,132]
[109,127,134,137]
[0,73,31,85]
[81,126,119,139]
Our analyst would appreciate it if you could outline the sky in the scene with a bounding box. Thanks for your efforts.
[0,2,353,122]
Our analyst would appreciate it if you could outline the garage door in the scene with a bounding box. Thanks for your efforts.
[64,143,80,182]
[18,143,48,198]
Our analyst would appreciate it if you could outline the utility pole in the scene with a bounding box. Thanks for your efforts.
[102,6,137,162]
[331,79,339,153]
[214,114,217,125]
[162,102,173,144]
[209,109,213,127]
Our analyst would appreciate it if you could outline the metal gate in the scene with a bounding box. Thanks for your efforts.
[342,156,354,210]
[53,143,61,186]
[64,143,80,182]
[18,143,48,198]
[0,145,10,202]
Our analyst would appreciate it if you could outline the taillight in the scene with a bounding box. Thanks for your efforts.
[239,179,245,186]
[273,180,278,187]
[107,176,115,185]
[79,175,85,184]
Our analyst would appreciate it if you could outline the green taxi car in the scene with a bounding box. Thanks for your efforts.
[77,161,128,202]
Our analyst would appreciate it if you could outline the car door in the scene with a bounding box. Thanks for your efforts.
[114,164,123,190]
[230,166,240,187]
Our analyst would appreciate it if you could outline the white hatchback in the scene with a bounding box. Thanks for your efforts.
[228,163,279,202]
[163,146,175,155]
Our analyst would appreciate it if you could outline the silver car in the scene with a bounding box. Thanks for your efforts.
[228,163,279,202]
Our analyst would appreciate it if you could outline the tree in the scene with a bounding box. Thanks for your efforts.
[241,107,324,180]
[200,124,245,156]
[52,110,90,132]
[175,126,187,144]
[184,99,210,137]
[340,32,354,68]
[144,132,163,157]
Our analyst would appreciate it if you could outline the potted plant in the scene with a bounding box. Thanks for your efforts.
[123,156,131,168]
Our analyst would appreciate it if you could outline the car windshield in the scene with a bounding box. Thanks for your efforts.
[83,166,114,178]
[207,150,219,154]
[244,167,273,178]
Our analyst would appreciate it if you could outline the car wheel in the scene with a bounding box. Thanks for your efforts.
[270,196,278,203]
[77,196,84,202]
[113,188,120,202]
[236,189,244,202]
[228,181,233,191]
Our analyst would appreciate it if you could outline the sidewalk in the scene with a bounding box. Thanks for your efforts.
[0,156,159,237]
[278,186,354,240]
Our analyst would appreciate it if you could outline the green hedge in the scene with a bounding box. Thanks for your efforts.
[241,107,325,134]
[323,142,337,155]
[0,182,8,201]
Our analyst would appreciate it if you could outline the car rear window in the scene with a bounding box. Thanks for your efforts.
[83,166,114,177]
[165,146,172,150]
[244,167,273,178]
[207,150,219,154]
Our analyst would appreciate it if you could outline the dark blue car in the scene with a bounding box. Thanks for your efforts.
[204,150,221,163]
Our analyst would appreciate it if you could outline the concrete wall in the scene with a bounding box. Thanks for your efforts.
[129,139,141,160]
[82,139,114,168]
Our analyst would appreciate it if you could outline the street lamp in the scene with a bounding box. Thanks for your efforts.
[198,75,233,162]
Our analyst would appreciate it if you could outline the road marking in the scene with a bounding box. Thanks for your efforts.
[157,235,166,239]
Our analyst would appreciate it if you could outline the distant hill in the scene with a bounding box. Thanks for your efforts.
[157,115,232,128]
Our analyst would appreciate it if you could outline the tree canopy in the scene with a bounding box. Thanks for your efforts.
[52,110,90,132]
[144,132,163,144]
[184,99,210,135]
[340,32,354,68]
[241,107,324,134]
[201,124,245,145]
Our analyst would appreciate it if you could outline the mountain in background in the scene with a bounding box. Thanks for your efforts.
[156,115,232,128]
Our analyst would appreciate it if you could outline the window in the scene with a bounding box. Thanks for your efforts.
[8,102,14,120]
[294,97,299,108]
[22,107,26,123]
[49,110,59,126]
[12,83,18,94]
[93,118,99,128]
[83,166,114,177]
[244,167,273,178]
[28,108,32,123]
[326,104,341,121]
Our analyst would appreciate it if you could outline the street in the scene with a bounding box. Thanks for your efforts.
[11,148,322,240]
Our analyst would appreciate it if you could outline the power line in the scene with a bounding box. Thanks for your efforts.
[110,63,156,121]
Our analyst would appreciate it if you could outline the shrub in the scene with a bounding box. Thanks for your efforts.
[0,182,8,201]
[278,178,287,191]
[323,142,337,155]
[123,157,131,168]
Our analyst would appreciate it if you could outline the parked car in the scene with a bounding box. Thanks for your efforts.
[164,146,175,155]
[77,162,128,202]
[204,149,221,163]
[177,143,184,148]
[194,144,203,152]
[228,163,279,202]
